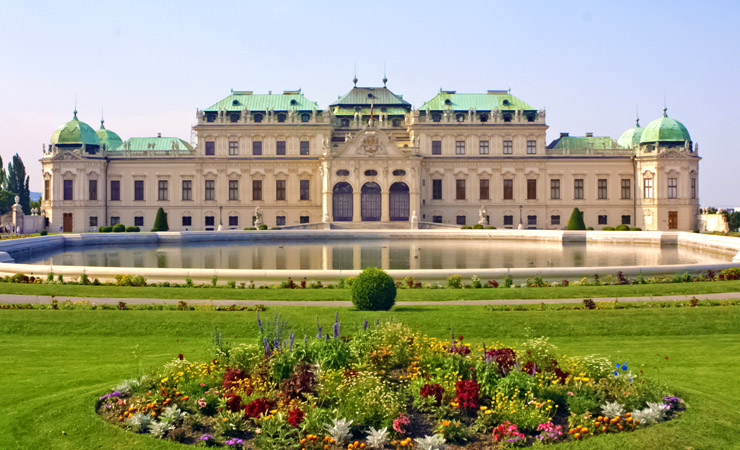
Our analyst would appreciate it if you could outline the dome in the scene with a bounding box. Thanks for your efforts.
[639,108,691,144]
[50,110,100,146]
[96,119,123,151]
[617,118,644,148]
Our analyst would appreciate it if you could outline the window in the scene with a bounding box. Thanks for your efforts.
[574,179,584,200]
[364,170,378,176]
[336,169,349,176]
[88,179,97,201]
[300,216,309,224]
[432,140,442,155]
[230,113,240,123]
[253,113,263,122]
[276,140,286,155]
[456,113,465,122]
[527,140,537,154]
[527,179,536,200]
[668,178,678,199]
[134,180,144,201]
[110,216,120,226]
[182,180,192,201]
[527,215,537,227]
[205,180,215,201]
[643,177,653,199]
[550,179,560,199]
[341,119,350,127]
[432,113,441,122]
[63,179,73,200]
[691,178,696,199]
[621,215,631,225]
[158,180,168,201]
[44,179,50,200]
[205,216,215,227]
[456,179,466,200]
[551,215,560,226]
[276,216,286,226]
[228,141,239,155]
[300,141,310,155]
[182,216,192,227]
[276,180,286,201]
[277,114,286,123]
[392,169,406,176]
[89,216,98,227]
[229,216,238,227]
[301,113,310,123]
[110,180,120,201]
[455,140,465,155]
[503,140,513,155]
[252,180,262,201]
[432,179,442,200]
[205,141,215,155]
[598,179,607,199]
[252,141,262,155]
[598,215,608,225]
[229,180,239,201]
[479,140,489,155]
[134,216,144,227]
[300,180,310,201]
[433,215,443,223]
[503,179,513,200]
[480,179,489,200]
[621,179,631,199]
[456,215,466,225]
[504,215,514,226]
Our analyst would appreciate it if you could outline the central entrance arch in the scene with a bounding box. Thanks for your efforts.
[361,182,381,221]
[332,182,353,221]
[389,182,410,221]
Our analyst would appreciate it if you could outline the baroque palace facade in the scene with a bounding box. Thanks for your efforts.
[41,81,700,232]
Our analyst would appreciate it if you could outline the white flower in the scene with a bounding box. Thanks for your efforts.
[414,434,446,450]
[148,420,174,438]
[601,401,625,418]
[325,417,353,445]
[365,427,389,449]
[125,412,152,432]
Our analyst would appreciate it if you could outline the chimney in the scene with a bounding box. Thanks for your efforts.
[560,132,569,138]
[585,132,594,137]
[157,133,161,138]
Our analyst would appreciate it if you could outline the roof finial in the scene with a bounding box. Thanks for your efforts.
[663,106,668,118]
[382,62,387,87]
[100,106,105,128]
[635,105,640,127]
[353,63,358,87]
[73,94,78,119]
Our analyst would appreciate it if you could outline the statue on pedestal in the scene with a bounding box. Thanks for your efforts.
[478,206,487,225]
[254,206,263,227]
[410,210,419,229]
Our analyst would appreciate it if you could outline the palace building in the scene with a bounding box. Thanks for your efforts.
[40,80,700,232]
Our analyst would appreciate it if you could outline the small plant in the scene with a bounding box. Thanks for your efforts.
[80,273,90,285]
[470,275,482,289]
[504,275,514,288]
[148,420,173,438]
[690,296,699,307]
[325,417,353,445]
[567,208,586,230]
[447,274,462,289]
[365,427,389,449]
[583,298,596,310]
[473,223,484,229]
[125,412,152,432]
[227,280,236,288]
[118,301,127,310]
[351,267,396,311]
[185,277,193,288]
[39,230,48,236]
[211,276,218,287]
[258,224,268,230]
[414,434,447,450]
[46,272,55,283]
[112,223,126,232]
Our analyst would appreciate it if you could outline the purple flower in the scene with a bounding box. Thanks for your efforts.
[333,322,339,338]
[225,438,243,446]
[99,391,121,401]
[289,331,294,351]
[304,334,308,347]
[363,319,368,330]
[257,313,263,334]
[199,434,214,441]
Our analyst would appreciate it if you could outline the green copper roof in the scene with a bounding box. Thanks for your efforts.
[330,86,411,108]
[113,137,193,151]
[617,118,644,148]
[50,111,100,146]
[204,91,318,112]
[331,106,409,116]
[547,135,618,150]
[639,109,691,143]
[421,91,535,111]
[96,120,123,151]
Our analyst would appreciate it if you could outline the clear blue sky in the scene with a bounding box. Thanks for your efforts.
[1,0,738,207]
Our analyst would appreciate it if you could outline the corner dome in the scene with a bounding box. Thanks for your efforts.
[96,119,123,151]
[617,118,644,148]
[50,111,100,146]
[639,108,691,144]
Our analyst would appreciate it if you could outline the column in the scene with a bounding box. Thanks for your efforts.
[352,191,361,222]
[381,190,389,222]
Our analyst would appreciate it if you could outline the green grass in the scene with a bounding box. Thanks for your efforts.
[1,306,739,449]
[3,279,740,302]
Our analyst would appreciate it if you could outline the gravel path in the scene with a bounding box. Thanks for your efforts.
[2,292,740,307]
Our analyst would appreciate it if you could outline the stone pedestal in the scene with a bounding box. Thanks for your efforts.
[11,196,23,234]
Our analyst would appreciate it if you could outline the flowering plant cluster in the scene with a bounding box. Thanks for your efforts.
[97,318,682,448]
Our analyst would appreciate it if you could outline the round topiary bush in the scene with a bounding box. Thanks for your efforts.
[351,267,396,311]
[258,224,268,230]
[615,224,630,231]
[602,226,615,231]
[39,230,48,236]
[112,224,126,232]
[125,226,140,232]
[473,224,484,229]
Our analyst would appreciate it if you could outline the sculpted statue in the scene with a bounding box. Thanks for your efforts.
[478,206,487,225]
[254,206,263,225]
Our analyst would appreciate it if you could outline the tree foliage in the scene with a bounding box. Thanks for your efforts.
[6,154,30,214]
[151,207,169,232]
[723,210,740,232]
[567,208,586,230]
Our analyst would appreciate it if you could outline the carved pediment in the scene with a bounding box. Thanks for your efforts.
[51,151,83,161]
[658,149,690,159]
[335,126,411,159]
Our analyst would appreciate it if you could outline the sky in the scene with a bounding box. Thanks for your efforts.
[1,0,738,207]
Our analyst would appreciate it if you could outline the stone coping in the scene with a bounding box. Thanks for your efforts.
[0,230,738,282]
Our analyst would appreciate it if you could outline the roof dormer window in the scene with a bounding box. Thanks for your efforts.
[503,99,510,106]
[277,114,286,122]
[232,99,240,106]
[290,99,298,105]
[444,99,452,105]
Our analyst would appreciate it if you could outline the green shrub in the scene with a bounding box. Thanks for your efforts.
[602,226,615,231]
[39,230,48,236]
[125,226,140,232]
[473,224,484,229]
[258,224,268,230]
[112,224,125,232]
[615,224,630,231]
[100,226,113,233]
[461,225,472,230]
[586,227,594,230]
[447,274,463,288]
[485,226,496,229]
[244,227,256,230]
[567,208,586,230]
[630,227,642,231]
[98,226,105,233]
[271,227,280,230]
[351,267,396,311]
[151,207,169,232]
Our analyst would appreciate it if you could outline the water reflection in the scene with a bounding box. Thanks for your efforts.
[18,239,731,270]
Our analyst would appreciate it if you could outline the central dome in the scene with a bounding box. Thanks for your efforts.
[640,109,691,144]
[96,120,123,151]
[50,111,100,146]
[617,118,644,148]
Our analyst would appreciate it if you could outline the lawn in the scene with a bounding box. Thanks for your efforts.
[1,306,739,449]
[3,279,740,301]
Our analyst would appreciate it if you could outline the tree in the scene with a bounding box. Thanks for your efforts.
[6,154,30,214]
[0,190,13,215]
[0,155,6,189]
[567,207,586,230]
[722,210,740,232]
[151,207,169,232]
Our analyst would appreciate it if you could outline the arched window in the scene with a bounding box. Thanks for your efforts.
[392,119,401,127]
[277,114,286,123]
[361,182,381,221]
[389,182,410,221]
[332,182,353,221]
[432,113,441,122]
[253,113,263,123]
[364,170,378,177]
[301,113,310,122]
[480,114,489,122]
[456,114,465,122]
[392,169,406,176]
[336,170,350,176]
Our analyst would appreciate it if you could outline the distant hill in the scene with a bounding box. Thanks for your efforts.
[30,192,41,201]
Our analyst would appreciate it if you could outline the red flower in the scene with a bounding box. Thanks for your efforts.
[287,408,305,427]
[244,397,275,419]
[223,368,247,390]
[178,353,184,360]
[420,383,445,406]
[224,393,242,412]
[455,379,480,411]
[459,336,464,341]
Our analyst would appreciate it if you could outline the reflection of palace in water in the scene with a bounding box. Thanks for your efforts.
[42,78,700,233]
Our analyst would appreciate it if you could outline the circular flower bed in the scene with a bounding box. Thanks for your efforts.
[98,315,684,449]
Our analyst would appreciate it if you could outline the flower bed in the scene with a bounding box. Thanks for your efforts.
[98,316,684,449]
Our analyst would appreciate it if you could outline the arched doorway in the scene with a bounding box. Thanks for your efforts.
[332,182,353,221]
[389,182,410,221]
[361,182,381,221]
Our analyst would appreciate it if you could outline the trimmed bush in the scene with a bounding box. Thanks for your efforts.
[485,226,496,229]
[101,226,113,233]
[39,230,47,236]
[567,208,586,230]
[244,227,256,230]
[602,226,615,231]
[351,267,396,311]
[615,224,630,231]
[461,225,472,229]
[125,226,140,232]
[151,207,169,232]
[586,226,594,230]
[258,224,268,230]
[472,224,484,229]
[112,224,126,233]
[630,227,642,231]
